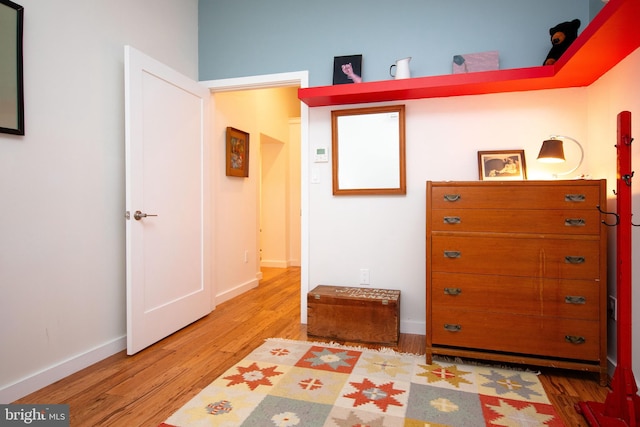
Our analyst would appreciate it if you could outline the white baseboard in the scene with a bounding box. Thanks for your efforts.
[0,335,126,404]
[260,260,300,268]
[400,320,426,336]
[260,260,289,268]
[215,278,259,305]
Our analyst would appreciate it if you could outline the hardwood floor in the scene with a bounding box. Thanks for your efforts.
[15,267,608,426]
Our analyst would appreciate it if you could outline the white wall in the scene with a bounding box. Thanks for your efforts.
[288,118,302,267]
[261,133,289,267]
[0,0,198,403]
[587,48,640,377]
[212,90,262,303]
[308,87,595,335]
[257,89,301,268]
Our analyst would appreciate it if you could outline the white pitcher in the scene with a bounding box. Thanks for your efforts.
[390,57,411,79]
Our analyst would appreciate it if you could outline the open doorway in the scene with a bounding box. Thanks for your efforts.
[202,71,309,324]
[260,119,301,268]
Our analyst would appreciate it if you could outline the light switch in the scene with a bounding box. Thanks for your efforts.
[311,166,320,184]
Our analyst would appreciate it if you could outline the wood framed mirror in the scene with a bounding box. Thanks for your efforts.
[331,104,406,195]
[0,0,24,135]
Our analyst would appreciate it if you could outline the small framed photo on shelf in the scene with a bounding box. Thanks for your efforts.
[333,54,363,85]
[478,150,527,181]
[226,127,250,177]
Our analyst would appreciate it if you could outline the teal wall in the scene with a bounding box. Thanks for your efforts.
[590,0,607,20]
[198,1,601,87]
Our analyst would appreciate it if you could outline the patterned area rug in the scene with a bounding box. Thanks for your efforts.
[159,338,563,426]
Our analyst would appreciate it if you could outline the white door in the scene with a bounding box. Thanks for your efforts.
[124,46,212,355]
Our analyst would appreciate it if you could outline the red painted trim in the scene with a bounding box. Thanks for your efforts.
[299,0,640,107]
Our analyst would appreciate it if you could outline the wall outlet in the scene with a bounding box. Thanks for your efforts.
[359,268,370,285]
[244,250,249,263]
[608,295,617,321]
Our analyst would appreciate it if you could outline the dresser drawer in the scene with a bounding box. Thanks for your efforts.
[430,235,600,280]
[430,208,601,235]
[431,310,600,361]
[430,183,601,210]
[431,272,600,320]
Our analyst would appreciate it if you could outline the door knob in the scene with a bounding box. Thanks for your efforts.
[134,210,158,220]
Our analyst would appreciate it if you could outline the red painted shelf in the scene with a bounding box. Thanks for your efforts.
[299,0,640,107]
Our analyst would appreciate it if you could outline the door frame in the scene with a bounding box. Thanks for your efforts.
[201,71,310,324]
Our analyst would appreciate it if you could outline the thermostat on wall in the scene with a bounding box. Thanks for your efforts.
[314,146,329,163]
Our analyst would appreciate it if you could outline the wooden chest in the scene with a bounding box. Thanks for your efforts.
[426,180,608,385]
[307,285,400,345]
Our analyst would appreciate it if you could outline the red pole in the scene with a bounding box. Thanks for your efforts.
[576,111,640,426]
[615,111,633,373]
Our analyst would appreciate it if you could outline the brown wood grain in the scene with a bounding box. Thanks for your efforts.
[426,180,609,386]
[307,285,400,345]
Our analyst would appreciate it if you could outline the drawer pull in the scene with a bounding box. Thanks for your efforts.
[565,295,586,304]
[444,324,461,332]
[565,194,586,202]
[443,216,461,224]
[565,256,585,264]
[565,218,586,227]
[444,287,462,295]
[443,250,461,258]
[443,194,461,202]
[565,335,586,345]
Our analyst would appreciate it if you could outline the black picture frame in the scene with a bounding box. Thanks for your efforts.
[0,0,24,135]
[333,54,362,85]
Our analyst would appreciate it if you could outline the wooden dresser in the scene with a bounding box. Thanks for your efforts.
[426,180,608,385]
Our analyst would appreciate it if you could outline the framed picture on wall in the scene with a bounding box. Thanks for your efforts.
[0,0,25,135]
[226,127,250,177]
[333,54,363,85]
[478,150,527,181]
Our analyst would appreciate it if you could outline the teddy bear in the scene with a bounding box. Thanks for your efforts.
[543,19,581,65]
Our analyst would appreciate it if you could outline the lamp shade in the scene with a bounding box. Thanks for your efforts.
[536,134,584,178]
[537,138,565,163]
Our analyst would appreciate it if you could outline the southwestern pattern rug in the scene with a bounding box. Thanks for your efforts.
[160,338,563,426]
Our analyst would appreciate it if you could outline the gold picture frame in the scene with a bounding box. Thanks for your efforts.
[478,150,527,181]
[226,127,249,177]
